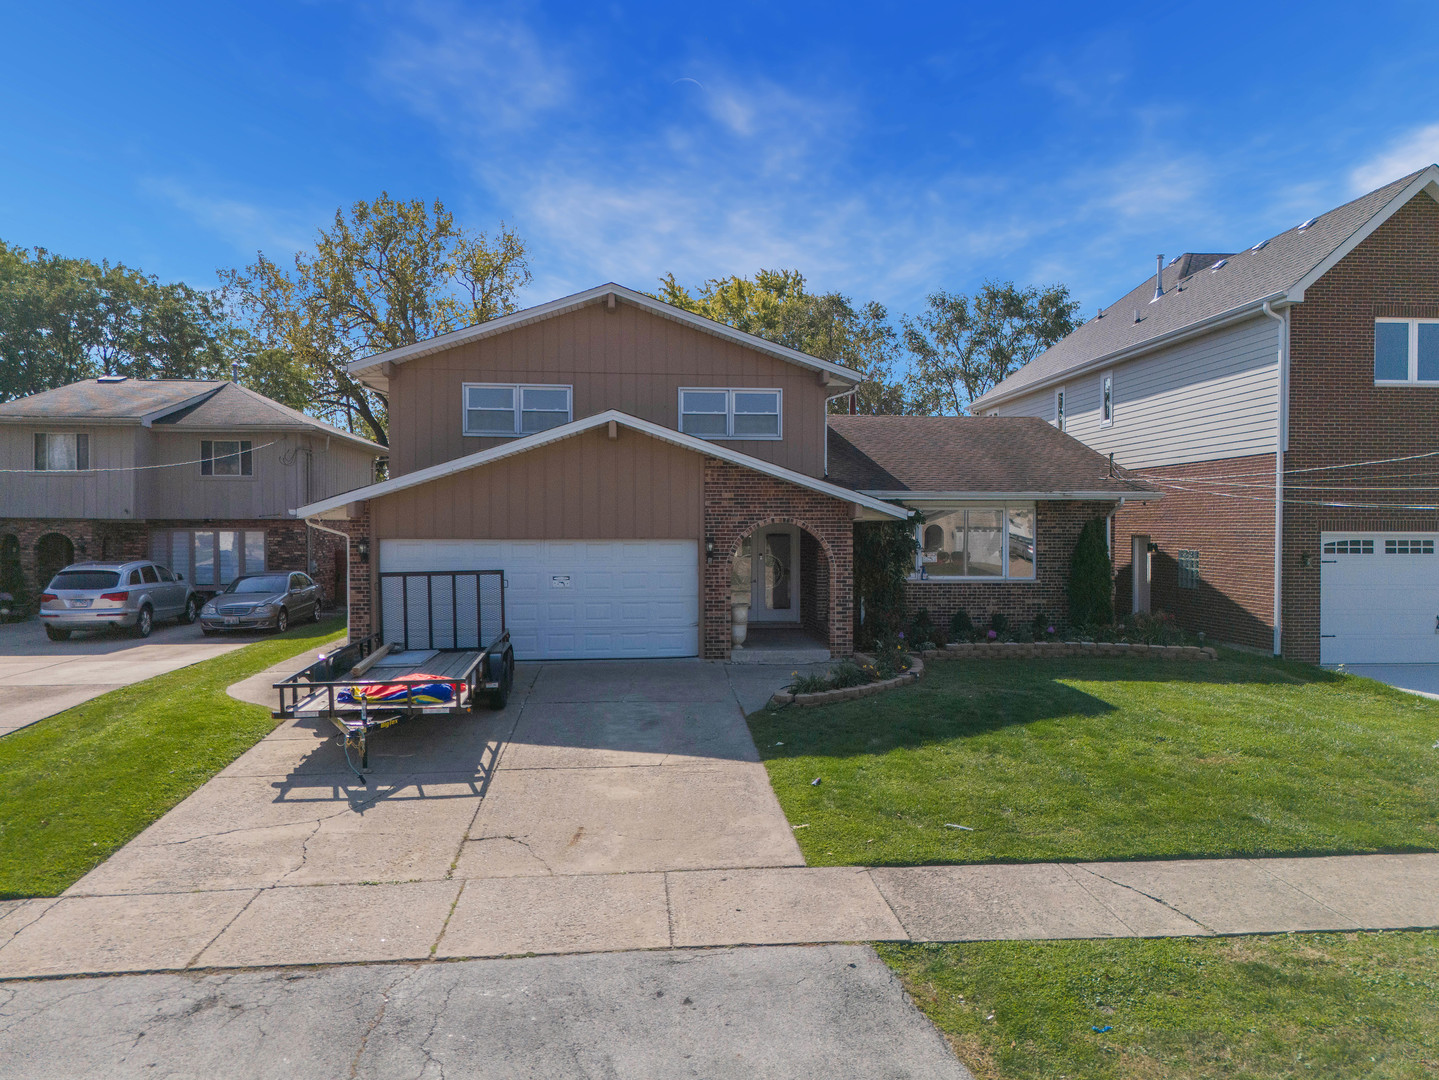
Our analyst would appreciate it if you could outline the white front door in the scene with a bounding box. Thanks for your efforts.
[379,539,699,660]
[1320,532,1439,664]
[747,526,801,624]
[1132,535,1151,614]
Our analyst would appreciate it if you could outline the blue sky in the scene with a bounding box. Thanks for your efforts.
[4,1,1439,320]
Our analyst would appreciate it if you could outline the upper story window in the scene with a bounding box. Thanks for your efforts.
[1374,318,1439,384]
[913,504,1036,581]
[201,439,253,477]
[1054,388,1066,431]
[464,383,572,437]
[1100,373,1114,427]
[34,433,89,471]
[679,388,781,439]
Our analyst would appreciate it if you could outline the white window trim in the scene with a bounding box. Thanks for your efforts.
[677,387,783,440]
[1054,387,1066,431]
[199,438,254,480]
[462,383,573,437]
[1374,317,1439,385]
[1099,371,1114,427]
[907,502,1037,583]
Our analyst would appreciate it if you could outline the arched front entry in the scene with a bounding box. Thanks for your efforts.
[35,533,75,592]
[727,519,839,652]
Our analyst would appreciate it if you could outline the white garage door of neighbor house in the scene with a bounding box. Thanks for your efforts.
[379,539,699,661]
[1320,532,1439,664]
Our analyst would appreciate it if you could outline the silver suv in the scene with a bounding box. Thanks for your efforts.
[40,561,199,641]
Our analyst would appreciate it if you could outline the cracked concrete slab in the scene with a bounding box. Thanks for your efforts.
[668,867,908,947]
[460,761,803,877]
[438,874,670,957]
[1245,853,1439,928]
[196,881,462,967]
[1078,858,1357,934]
[0,890,256,978]
[0,946,974,1080]
[871,863,1147,941]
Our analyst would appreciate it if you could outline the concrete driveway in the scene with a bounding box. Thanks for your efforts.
[0,617,247,736]
[1342,663,1439,700]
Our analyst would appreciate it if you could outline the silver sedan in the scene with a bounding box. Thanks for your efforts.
[199,572,323,635]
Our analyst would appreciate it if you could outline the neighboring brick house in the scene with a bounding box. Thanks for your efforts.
[0,378,385,607]
[974,164,1439,664]
[295,284,1154,661]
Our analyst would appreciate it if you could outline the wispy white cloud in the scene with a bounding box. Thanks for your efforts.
[375,0,572,133]
[1349,122,1439,193]
[140,178,318,256]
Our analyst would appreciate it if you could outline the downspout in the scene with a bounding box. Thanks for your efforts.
[1262,300,1289,656]
[306,517,350,634]
[822,387,858,477]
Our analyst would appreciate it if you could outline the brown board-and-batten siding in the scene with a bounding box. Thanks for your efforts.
[385,302,833,480]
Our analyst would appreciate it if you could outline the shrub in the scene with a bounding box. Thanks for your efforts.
[989,611,1009,636]
[948,608,974,641]
[828,660,872,688]
[854,517,919,649]
[869,633,913,679]
[787,671,832,694]
[1068,517,1114,626]
[908,608,945,649]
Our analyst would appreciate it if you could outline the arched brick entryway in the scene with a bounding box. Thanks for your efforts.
[35,532,75,592]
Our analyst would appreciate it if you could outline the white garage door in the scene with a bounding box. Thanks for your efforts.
[379,539,699,660]
[1320,532,1439,664]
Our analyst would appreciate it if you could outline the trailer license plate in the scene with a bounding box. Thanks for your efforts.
[224,616,238,625]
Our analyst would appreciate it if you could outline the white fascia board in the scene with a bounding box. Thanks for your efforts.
[346,283,864,388]
[861,490,1163,503]
[295,409,910,520]
[974,300,1285,412]
[1287,169,1439,302]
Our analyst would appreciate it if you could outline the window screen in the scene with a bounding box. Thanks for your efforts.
[1178,549,1199,589]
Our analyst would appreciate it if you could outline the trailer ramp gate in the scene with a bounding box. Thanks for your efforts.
[379,570,505,652]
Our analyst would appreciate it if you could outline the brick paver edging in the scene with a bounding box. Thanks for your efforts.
[769,655,925,708]
[923,642,1218,661]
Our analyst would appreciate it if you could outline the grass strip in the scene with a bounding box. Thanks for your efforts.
[0,619,346,899]
[750,651,1439,865]
[879,931,1439,1079]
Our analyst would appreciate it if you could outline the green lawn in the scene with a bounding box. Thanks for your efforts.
[749,653,1439,866]
[0,619,346,899]
[880,931,1439,1080]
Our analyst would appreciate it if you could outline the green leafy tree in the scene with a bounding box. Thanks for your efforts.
[221,194,531,445]
[0,243,232,401]
[1068,518,1114,626]
[903,281,1080,415]
[657,269,912,414]
[853,514,920,645]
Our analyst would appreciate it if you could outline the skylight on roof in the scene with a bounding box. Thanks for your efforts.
[1297,217,1317,231]
[1210,259,1228,271]
[96,374,128,383]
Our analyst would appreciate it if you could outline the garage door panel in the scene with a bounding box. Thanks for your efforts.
[380,539,699,660]
[1320,532,1439,663]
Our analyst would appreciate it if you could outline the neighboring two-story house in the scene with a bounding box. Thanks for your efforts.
[296,284,1155,660]
[0,378,385,605]
[974,165,1439,665]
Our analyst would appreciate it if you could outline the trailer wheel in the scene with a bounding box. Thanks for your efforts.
[488,647,514,710]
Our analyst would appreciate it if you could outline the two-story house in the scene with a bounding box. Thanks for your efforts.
[296,284,1155,660]
[0,378,385,605]
[974,165,1439,665]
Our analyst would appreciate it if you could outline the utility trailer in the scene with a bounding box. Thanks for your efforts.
[272,570,513,781]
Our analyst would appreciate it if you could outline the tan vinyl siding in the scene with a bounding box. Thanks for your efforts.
[387,302,830,478]
[371,426,702,540]
[134,431,378,519]
[986,315,1279,469]
[0,425,138,519]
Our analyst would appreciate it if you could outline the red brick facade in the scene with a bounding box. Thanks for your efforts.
[0,516,346,610]
[903,500,1115,632]
[1110,456,1277,651]
[341,507,375,641]
[1280,191,1439,661]
[703,458,855,659]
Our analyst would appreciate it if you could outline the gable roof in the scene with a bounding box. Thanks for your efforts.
[0,378,384,453]
[346,283,865,392]
[295,409,909,521]
[974,165,1439,410]
[826,415,1159,501]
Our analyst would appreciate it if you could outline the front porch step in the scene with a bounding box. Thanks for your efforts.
[728,645,832,665]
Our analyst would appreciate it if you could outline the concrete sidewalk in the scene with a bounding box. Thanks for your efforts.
[2,852,1435,979]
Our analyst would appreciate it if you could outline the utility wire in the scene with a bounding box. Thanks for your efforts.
[0,439,280,474]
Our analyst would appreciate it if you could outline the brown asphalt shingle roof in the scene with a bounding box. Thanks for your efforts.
[826,415,1157,497]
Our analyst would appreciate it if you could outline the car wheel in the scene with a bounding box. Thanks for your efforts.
[134,605,153,638]
[45,626,71,642]
[313,599,324,622]
[275,608,289,634]
[182,596,199,624]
